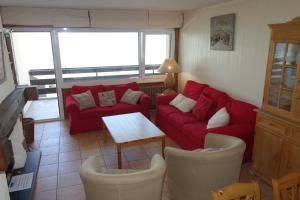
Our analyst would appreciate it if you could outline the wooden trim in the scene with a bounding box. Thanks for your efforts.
[4,33,18,85]
[174,28,180,92]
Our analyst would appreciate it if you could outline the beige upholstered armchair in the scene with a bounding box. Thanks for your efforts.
[165,133,246,200]
[79,154,166,200]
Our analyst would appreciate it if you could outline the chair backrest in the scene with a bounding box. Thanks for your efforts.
[80,154,166,200]
[211,182,261,200]
[272,172,300,200]
[164,133,246,200]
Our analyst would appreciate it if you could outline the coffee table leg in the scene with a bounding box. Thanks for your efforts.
[117,144,122,169]
[162,137,166,158]
[103,124,108,143]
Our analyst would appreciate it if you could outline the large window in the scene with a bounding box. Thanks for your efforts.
[58,32,140,81]
[144,33,171,75]
[57,30,173,82]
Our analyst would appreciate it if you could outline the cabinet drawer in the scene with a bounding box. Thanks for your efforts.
[256,115,286,135]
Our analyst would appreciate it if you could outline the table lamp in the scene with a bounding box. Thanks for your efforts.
[158,58,181,94]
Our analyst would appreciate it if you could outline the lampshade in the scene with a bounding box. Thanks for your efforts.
[158,58,181,74]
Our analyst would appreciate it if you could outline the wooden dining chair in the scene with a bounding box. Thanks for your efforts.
[211,182,261,200]
[272,172,300,200]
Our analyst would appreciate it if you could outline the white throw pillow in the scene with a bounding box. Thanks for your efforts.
[207,107,230,129]
[170,94,196,113]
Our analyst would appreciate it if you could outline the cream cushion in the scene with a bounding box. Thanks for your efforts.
[120,89,143,105]
[170,94,196,112]
[207,107,230,129]
[98,90,116,107]
[72,90,96,110]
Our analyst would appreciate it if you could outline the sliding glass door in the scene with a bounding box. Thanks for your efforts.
[12,31,60,121]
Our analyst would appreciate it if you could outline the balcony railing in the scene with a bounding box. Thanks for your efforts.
[28,65,161,96]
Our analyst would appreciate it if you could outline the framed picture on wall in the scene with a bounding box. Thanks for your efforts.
[0,31,6,84]
[210,13,235,51]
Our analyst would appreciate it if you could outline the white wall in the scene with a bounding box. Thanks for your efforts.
[179,0,300,106]
[0,14,25,200]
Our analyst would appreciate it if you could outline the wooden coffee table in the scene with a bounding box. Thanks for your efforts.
[102,112,166,169]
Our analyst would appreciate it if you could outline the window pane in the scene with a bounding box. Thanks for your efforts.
[12,32,54,85]
[58,32,139,81]
[145,34,170,65]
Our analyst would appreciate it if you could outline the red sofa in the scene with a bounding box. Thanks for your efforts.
[155,80,256,162]
[66,82,150,134]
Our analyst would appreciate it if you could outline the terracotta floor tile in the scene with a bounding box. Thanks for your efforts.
[34,189,57,200]
[129,159,151,169]
[36,176,57,192]
[144,146,162,158]
[124,148,149,161]
[60,136,78,145]
[40,138,60,148]
[58,160,82,174]
[40,146,59,156]
[59,142,80,153]
[59,151,81,163]
[38,164,58,178]
[57,172,82,188]
[80,148,102,159]
[81,155,106,167]
[100,145,117,155]
[79,143,100,151]
[103,154,127,167]
[42,131,60,139]
[40,155,59,166]
[57,184,85,200]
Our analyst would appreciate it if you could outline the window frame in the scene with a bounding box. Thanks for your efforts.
[9,27,175,85]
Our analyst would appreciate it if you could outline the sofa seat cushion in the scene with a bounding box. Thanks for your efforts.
[157,105,181,119]
[80,106,115,119]
[182,123,208,147]
[112,103,142,115]
[167,112,198,131]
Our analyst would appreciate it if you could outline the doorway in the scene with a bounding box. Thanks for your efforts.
[11,31,60,121]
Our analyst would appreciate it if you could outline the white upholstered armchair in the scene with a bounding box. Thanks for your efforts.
[165,133,246,200]
[79,154,166,200]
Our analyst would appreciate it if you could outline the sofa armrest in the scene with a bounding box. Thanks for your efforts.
[66,95,80,117]
[205,124,255,143]
[139,93,151,108]
[156,93,177,105]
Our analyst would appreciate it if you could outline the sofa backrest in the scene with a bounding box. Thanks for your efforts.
[226,99,257,125]
[202,87,230,118]
[183,80,208,100]
[71,82,140,104]
[104,82,140,102]
[71,85,105,106]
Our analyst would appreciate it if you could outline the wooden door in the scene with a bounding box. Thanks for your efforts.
[279,129,300,176]
[252,126,284,180]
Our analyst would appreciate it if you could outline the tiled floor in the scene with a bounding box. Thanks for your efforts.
[32,120,273,200]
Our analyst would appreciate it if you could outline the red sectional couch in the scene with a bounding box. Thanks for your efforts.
[66,82,150,134]
[155,80,256,162]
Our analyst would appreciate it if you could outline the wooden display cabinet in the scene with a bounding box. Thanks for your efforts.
[252,17,300,184]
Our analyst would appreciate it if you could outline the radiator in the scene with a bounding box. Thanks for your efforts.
[140,85,165,108]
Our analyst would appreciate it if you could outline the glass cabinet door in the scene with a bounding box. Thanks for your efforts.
[268,43,300,111]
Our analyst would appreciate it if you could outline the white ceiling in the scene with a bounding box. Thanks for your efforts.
[0,0,231,11]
